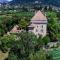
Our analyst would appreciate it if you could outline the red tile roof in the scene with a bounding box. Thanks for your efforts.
[10,25,21,33]
[31,10,47,21]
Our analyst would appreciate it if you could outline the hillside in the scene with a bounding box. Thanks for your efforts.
[10,0,60,7]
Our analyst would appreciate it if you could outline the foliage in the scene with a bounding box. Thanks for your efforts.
[0,11,33,35]
[7,32,53,60]
[19,17,28,29]
[46,11,59,41]
[0,34,17,52]
[0,9,60,60]
[8,52,18,60]
[29,49,46,60]
[42,36,50,45]
[7,32,47,60]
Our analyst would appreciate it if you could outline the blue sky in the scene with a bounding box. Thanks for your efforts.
[7,0,12,1]
[0,0,12,2]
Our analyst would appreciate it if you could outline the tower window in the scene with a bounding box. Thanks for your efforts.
[36,29,38,32]
[42,25,43,28]
[37,26,38,28]
[41,29,43,32]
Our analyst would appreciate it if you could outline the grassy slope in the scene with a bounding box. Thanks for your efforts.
[0,51,8,60]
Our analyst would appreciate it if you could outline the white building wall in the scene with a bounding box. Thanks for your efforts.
[30,24,47,37]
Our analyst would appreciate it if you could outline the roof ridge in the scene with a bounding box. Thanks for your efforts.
[31,10,47,21]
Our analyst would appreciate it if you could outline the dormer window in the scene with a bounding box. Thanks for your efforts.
[17,27,20,30]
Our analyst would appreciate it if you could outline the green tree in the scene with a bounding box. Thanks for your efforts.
[48,6,52,11]
[46,11,59,41]
[19,17,28,29]
[8,32,38,60]
[0,34,17,52]
[42,36,50,45]
[29,49,46,60]
[22,6,28,12]
[8,52,18,60]
[34,36,44,51]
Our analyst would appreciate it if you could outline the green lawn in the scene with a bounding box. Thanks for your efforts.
[49,48,60,60]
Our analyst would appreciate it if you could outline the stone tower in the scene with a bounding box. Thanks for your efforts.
[28,10,47,37]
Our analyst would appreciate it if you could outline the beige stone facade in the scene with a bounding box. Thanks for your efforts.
[28,10,47,37]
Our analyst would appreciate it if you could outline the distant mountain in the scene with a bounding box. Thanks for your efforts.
[1,0,60,7]
[9,0,60,7]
